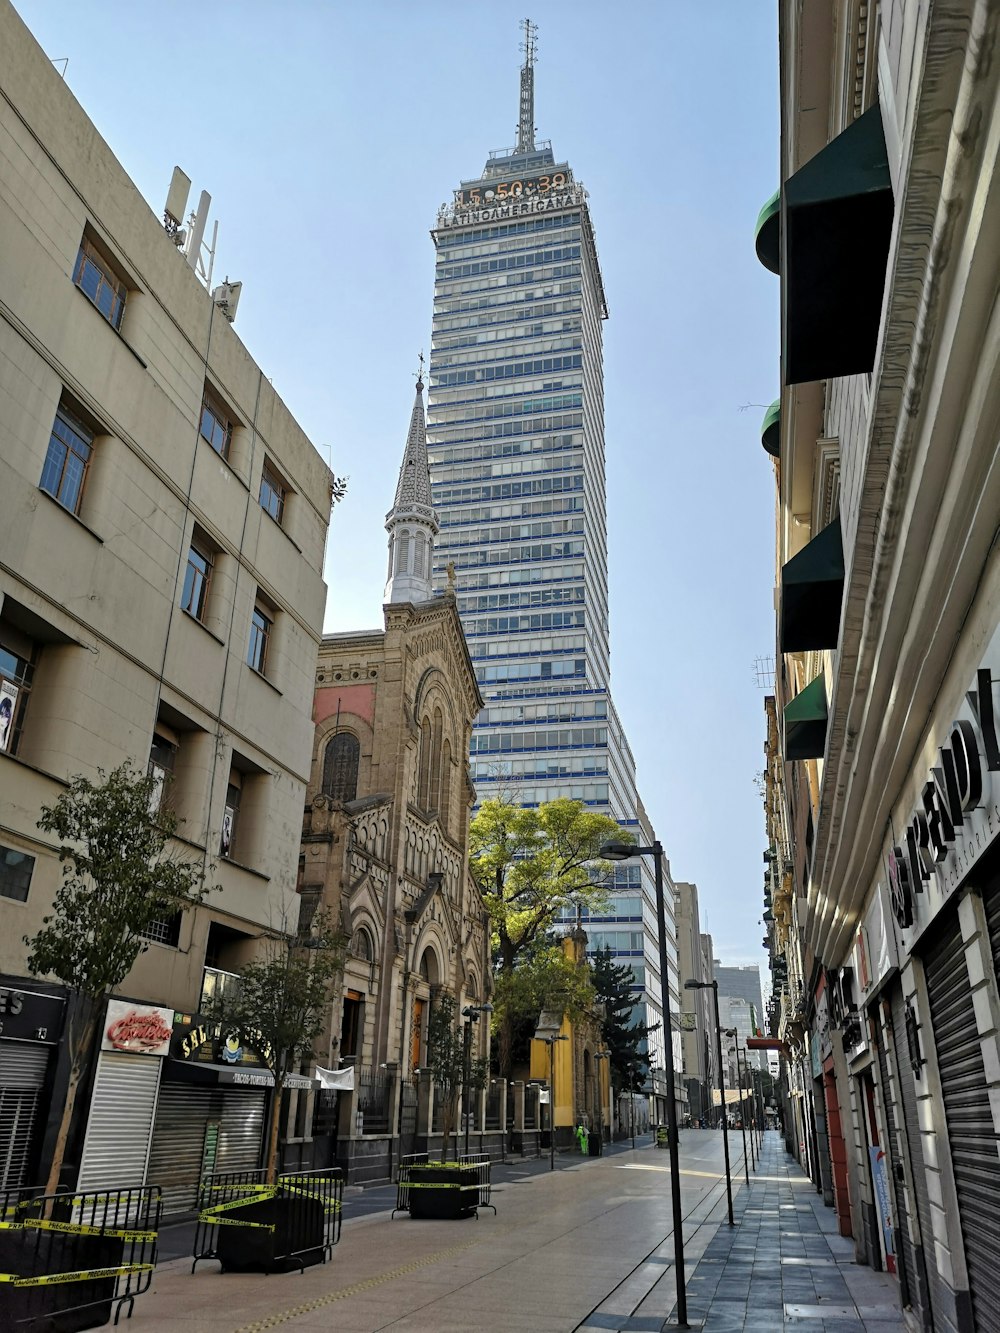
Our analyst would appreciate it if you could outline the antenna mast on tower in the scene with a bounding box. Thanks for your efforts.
[516,18,537,154]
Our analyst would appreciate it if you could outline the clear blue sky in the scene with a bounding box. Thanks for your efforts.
[13,0,780,975]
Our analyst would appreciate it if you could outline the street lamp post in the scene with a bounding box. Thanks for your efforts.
[461,1003,493,1158]
[539,1034,568,1170]
[594,1050,610,1152]
[738,1046,755,1172]
[602,841,687,1328]
[729,1034,750,1186]
[685,978,734,1227]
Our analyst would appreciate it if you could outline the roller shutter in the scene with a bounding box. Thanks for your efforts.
[925,908,1000,1330]
[76,1052,161,1194]
[0,1042,48,1189]
[147,1084,265,1217]
[872,1006,922,1319]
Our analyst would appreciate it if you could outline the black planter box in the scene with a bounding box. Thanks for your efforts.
[407,1166,479,1220]
[0,1228,124,1333]
[214,1196,326,1274]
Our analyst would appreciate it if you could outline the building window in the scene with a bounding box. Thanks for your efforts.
[181,542,213,622]
[40,407,93,515]
[259,461,286,524]
[148,731,177,814]
[0,638,34,756]
[199,387,233,459]
[428,708,444,810]
[0,846,34,902]
[351,927,374,962]
[417,717,432,809]
[247,603,272,674]
[140,911,181,947]
[73,235,127,330]
[440,739,452,830]
[221,779,241,858]
[322,733,360,802]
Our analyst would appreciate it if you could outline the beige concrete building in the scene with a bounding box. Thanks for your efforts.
[0,0,333,1205]
[674,882,714,1125]
[299,380,490,1183]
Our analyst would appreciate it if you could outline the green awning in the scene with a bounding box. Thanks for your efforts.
[783,674,828,761]
[761,400,780,457]
[754,189,780,274]
[782,103,894,385]
[780,518,844,654]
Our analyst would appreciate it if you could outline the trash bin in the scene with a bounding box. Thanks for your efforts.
[655,1125,670,1149]
[588,1130,603,1157]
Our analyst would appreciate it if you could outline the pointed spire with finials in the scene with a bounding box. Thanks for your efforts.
[516,17,537,154]
[384,355,440,606]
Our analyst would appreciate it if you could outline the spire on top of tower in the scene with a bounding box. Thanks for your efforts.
[384,368,439,606]
[515,17,537,155]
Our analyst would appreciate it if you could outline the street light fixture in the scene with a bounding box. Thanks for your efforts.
[538,1033,568,1171]
[602,840,688,1328]
[594,1050,610,1153]
[461,1003,493,1157]
[685,978,734,1227]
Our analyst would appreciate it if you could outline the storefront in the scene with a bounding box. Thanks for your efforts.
[0,978,66,1189]
[147,1013,315,1216]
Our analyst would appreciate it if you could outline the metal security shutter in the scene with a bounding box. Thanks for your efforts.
[925,909,1000,1330]
[217,1089,266,1175]
[148,1085,266,1216]
[890,984,940,1330]
[76,1052,161,1194]
[872,1007,920,1318]
[0,1042,48,1189]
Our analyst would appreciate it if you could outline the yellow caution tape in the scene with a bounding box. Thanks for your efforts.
[0,1263,154,1288]
[404,1182,481,1190]
[197,1212,275,1231]
[0,1219,156,1243]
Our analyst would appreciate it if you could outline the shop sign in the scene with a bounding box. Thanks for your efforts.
[171,1012,272,1070]
[855,880,899,1000]
[869,1146,896,1273]
[102,1000,173,1056]
[0,984,65,1044]
[887,663,1000,932]
[828,967,867,1061]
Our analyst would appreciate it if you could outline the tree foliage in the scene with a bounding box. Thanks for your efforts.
[425,993,487,1162]
[26,762,214,1193]
[206,912,343,1179]
[590,946,651,1093]
[490,939,594,1073]
[468,798,629,1077]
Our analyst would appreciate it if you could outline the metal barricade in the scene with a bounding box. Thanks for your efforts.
[193,1167,343,1274]
[392,1153,429,1218]
[458,1152,496,1214]
[0,1184,161,1328]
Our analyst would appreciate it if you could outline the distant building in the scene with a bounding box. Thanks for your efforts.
[713,961,765,1069]
[675,883,713,1124]
[0,1,333,1207]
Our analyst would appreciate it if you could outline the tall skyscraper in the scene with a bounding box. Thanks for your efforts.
[425,22,676,1087]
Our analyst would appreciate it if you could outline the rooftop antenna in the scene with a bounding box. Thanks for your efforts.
[162,166,242,322]
[516,18,537,154]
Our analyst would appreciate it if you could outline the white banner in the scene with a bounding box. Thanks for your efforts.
[316,1065,355,1091]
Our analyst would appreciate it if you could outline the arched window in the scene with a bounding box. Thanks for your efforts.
[414,532,427,579]
[395,529,410,574]
[322,733,360,802]
[428,708,443,810]
[351,926,373,962]
[440,739,452,830]
[417,718,432,809]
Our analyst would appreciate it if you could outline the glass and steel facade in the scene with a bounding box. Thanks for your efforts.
[427,139,678,1082]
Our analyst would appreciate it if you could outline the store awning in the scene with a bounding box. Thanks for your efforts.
[782,103,894,385]
[754,189,780,274]
[783,674,828,761]
[761,400,780,457]
[162,1060,318,1091]
[780,518,844,654]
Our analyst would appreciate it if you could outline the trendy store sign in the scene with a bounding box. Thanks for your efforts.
[888,667,1000,930]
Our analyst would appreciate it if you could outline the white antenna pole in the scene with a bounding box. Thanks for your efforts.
[203,219,219,288]
[185,190,211,271]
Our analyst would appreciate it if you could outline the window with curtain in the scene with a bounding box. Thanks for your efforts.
[323,733,360,802]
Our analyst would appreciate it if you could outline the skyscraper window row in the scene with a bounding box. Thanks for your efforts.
[433,306,581,341]
[430,432,580,466]
[435,263,582,303]
[434,279,582,318]
[434,336,582,370]
[480,697,608,725]
[471,755,608,781]
[432,354,583,388]
[439,497,584,531]
[470,726,607,754]
[436,227,580,264]
[460,561,585,590]
[463,610,586,637]
[430,392,583,428]
[428,411,584,446]
[434,213,583,250]
[431,450,582,482]
[476,659,585,686]
[500,781,610,807]
[435,473,583,505]
[459,586,585,613]
[477,632,584,659]
[433,377,582,412]
[436,245,582,282]
[448,539,584,569]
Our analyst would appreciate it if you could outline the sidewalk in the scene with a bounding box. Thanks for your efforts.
[666,1133,905,1331]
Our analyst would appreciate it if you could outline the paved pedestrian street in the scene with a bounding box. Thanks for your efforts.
[137,1133,905,1331]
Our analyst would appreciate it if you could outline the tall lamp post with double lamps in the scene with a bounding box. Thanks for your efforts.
[685,977,734,1227]
[594,1050,610,1152]
[461,1003,493,1157]
[539,1033,568,1170]
[601,840,687,1328]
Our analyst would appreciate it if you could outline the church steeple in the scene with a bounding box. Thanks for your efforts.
[384,364,439,606]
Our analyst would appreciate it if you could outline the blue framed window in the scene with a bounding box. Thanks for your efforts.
[73,236,126,329]
[40,407,93,514]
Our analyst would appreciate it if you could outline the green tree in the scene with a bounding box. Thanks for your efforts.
[206,912,343,1179]
[490,938,595,1074]
[26,762,213,1194]
[590,946,651,1096]
[425,993,487,1162]
[469,798,629,1076]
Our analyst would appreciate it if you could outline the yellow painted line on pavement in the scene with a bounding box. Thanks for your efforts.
[613,1165,726,1180]
[230,1237,484,1332]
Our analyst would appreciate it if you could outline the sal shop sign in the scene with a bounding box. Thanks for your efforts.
[102,1000,173,1056]
[888,667,1000,930]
